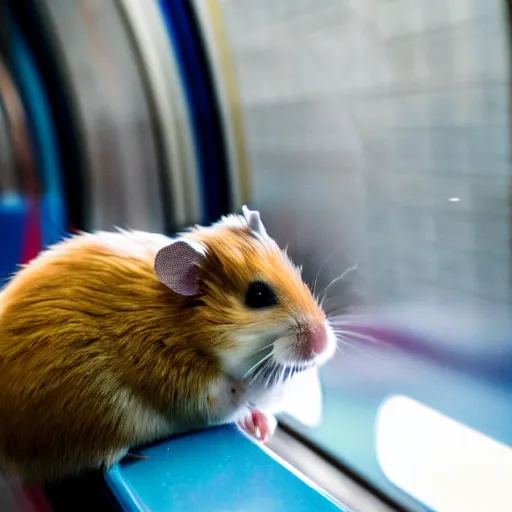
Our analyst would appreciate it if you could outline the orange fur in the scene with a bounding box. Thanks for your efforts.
[0,218,325,482]
[187,225,326,348]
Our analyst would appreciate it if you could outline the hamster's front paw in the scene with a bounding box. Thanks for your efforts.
[238,409,277,444]
[207,375,247,423]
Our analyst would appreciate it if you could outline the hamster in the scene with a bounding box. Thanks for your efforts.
[0,206,336,482]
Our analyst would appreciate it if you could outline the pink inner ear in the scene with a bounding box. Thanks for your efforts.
[242,205,267,236]
[154,241,204,296]
[247,212,261,232]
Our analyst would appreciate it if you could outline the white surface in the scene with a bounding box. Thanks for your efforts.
[376,395,512,512]
[281,367,323,427]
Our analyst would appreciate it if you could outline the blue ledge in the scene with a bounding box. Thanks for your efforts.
[105,425,343,512]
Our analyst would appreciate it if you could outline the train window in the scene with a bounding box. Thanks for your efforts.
[217,0,512,510]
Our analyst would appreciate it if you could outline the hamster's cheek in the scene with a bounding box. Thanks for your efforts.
[216,344,254,379]
[271,334,297,365]
[216,326,288,378]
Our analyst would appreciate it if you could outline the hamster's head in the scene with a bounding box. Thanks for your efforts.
[154,206,336,384]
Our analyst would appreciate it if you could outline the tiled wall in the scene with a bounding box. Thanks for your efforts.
[221,0,512,320]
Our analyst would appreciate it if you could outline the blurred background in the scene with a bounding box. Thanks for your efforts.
[0,0,511,511]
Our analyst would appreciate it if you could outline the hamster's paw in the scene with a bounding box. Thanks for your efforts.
[238,409,277,444]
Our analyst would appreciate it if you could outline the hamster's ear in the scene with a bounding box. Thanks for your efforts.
[154,239,206,296]
[242,205,267,236]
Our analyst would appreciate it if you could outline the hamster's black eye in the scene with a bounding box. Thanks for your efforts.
[245,281,278,309]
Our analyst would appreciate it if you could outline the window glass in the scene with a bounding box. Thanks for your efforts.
[220,1,512,509]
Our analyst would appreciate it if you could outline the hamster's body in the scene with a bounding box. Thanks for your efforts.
[0,208,336,482]
[0,231,229,481]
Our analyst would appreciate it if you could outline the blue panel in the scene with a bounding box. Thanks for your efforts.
[0,194,26,287]
[157,0,230,223]
[9,0,87,231]
[106,426,343,512]
[7,12,67,247]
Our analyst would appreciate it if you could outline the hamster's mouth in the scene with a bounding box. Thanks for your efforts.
[245,347,316,387]
[253,360,315,387]
[235,323,334,386]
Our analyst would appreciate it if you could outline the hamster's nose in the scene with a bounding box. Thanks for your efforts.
[307,323,328,355]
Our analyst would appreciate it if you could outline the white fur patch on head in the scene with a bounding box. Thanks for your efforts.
[88,229,172,259]
[213,213,248,231]
[211,206,270,241]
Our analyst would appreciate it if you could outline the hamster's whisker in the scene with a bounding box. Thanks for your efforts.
[251,358,269,382]
[266,361,278,388]
[334,333,380,361]
[333,333,359,349]
[328,312,367,324]
[279,364,286,386]
[328,318,357,326]
[252,356,279,387]
[319,263,358,307]
[257,360,270,387]
[324,303,354,318]
[275,365,283,385]
[276,365,282,386]
[334,329,379,345]
[249,355,315,388]
[333,327,379,344]
[259,359,280,388]
[264,365,272,388]
[312,244,345,296]
[247,342,274,357]
[244,351,273,378]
